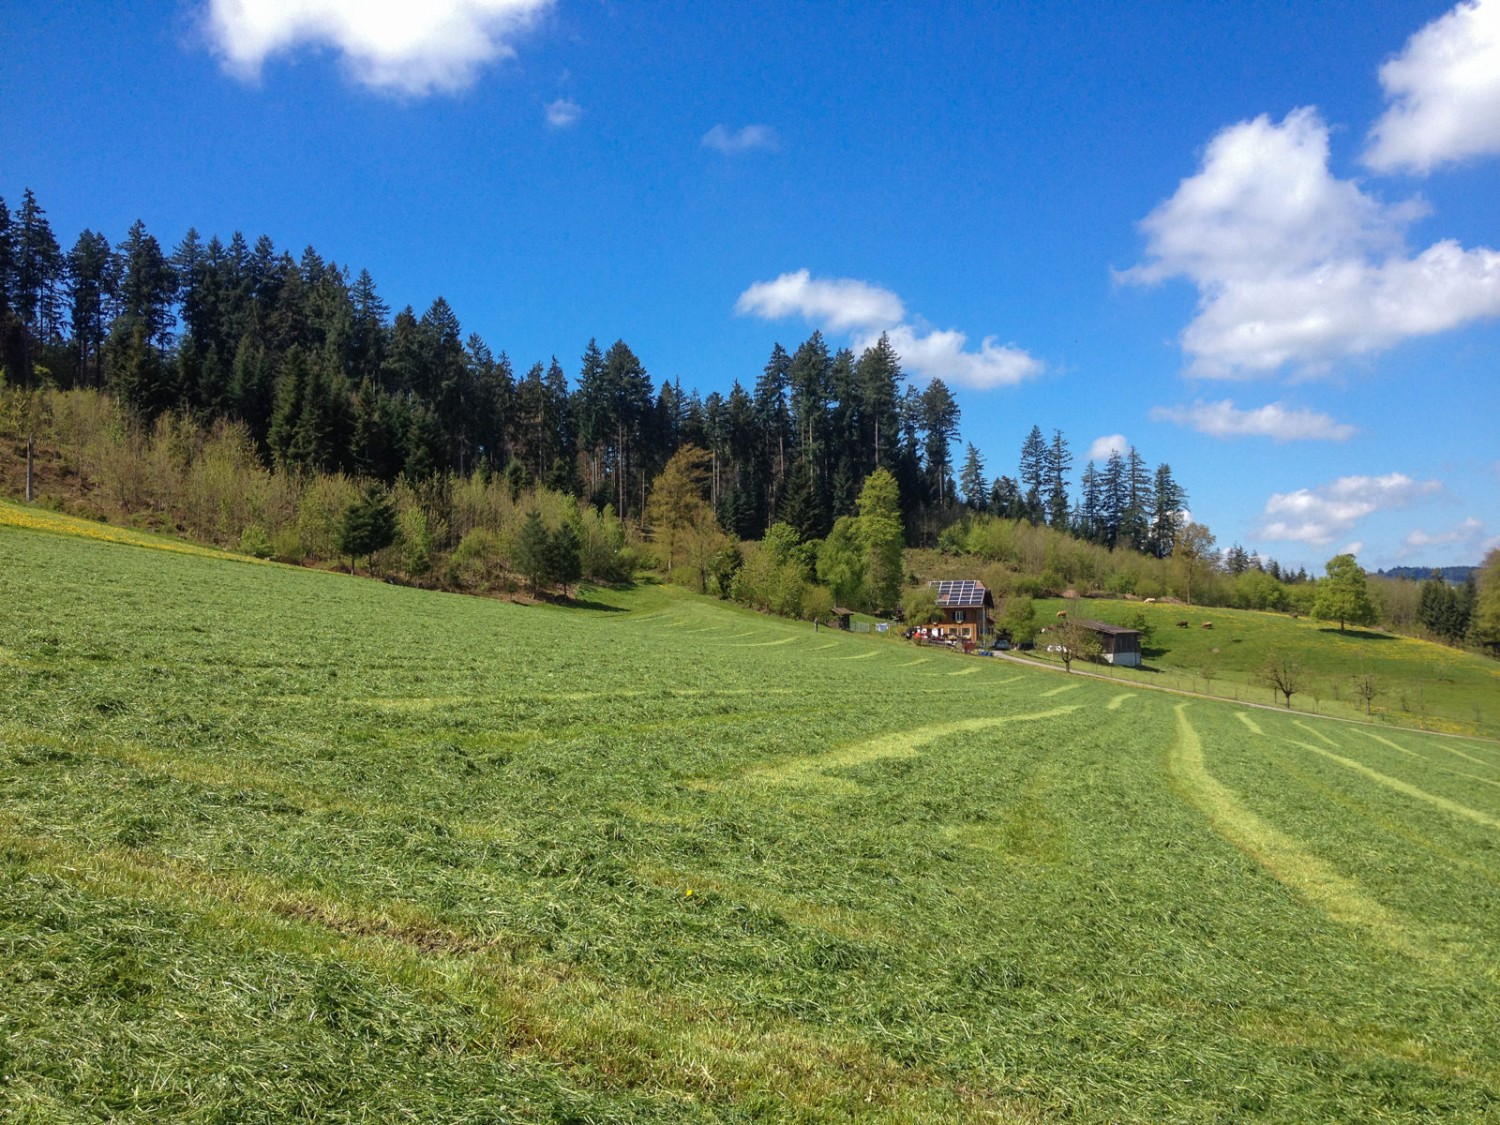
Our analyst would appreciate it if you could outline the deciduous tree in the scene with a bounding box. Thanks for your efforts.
[1313,553,1377,632]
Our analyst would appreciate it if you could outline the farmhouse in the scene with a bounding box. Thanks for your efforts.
[1076,618,1142,667]
[928,580,993,644]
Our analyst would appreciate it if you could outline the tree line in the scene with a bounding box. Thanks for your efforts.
[1,187,1199,553]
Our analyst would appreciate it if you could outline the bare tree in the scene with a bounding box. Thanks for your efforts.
[1260,652,1303,709]
[1352,668,1383,716]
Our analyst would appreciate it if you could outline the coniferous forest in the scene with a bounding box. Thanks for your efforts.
[0,190,1192,546]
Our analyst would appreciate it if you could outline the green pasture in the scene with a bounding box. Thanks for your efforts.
[2,507,1499,1122]
[1028,596,1500,738]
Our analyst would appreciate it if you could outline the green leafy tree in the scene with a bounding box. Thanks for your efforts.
[1313,553,1378,632]
[901,584,941,627]
[1173,522,1216,605]
[856,467,904,614]
[816,515,867,609]
[1049,616,1102,673]
[1473,549,1500,652]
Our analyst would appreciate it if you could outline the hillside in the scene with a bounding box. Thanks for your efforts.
[1026,596,1500,739]
[3,503,1499,1122]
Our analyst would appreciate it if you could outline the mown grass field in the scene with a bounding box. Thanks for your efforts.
[1029,596,1500,739]
[3,501,1499,1123]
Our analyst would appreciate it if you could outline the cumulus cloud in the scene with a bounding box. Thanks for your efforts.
[735,270,1044,389]
[701,124,780,155]
[544,97,581,127]
[852,324,1042,390]
[203,0,551,95]
[1401,516,1486,557]
[1123,108,1500,377]
[1254,472,1442,546]
[1365,0,1500,174]
[1150,399,1357,442]
[735,270,904,333]
[1087,434,1129,462]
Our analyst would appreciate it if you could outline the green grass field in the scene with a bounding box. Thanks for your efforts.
[3,503,1499,1122]
[1028,596,1500,739]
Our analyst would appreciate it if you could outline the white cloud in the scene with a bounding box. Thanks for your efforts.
[735,270,904,333]
[1365,0,1500,174]
[853,324,1043,390]
[1150,399,1357,442]
[1087,434,1129,462]
[203,0,551,95]
[701,124,780,155]
[1401,516,1486,556]
[735,270,1044,390]
[1123,108,1500,377]
[544,97,581,127]
[1254,472,1442,546]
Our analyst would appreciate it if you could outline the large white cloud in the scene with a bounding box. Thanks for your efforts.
[853,324,1043,390]
[204,0,552,95]
[1254,472,1441,546]
[1124,108,1500,377]
[1365,0,1500,174]
[1150,400,1356,442]
[735,270,904,333]
[735,270,1043,389]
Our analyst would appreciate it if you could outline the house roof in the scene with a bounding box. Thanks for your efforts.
[929,579,992,608]
[1076,618,1141,637]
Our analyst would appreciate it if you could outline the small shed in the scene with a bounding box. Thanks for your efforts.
[830,607,857,631]
[1077,619,1142,667]
[928,580,993,644]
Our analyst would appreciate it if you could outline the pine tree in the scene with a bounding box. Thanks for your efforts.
[920,379,960,507]
[1018,425,1047,524]
[855,334,901,473]
[547,520,583,597]
[337,484,397,574]
[513,508,551,596]
[1043,429,1071,529]
[958,444,987,511]
[66,229,116,388]
[1150,463,1186,558]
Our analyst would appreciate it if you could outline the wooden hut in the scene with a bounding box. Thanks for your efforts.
[928,580,993,644]
[1076,619,1142,666]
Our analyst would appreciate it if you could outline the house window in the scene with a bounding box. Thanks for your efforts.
[955,610,966,623]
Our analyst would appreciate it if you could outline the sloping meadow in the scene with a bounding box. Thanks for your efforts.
[2,508,1498,1122]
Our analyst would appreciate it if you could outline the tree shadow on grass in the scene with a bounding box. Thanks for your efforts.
[1316,628,1396,641]
[562,595,628,613]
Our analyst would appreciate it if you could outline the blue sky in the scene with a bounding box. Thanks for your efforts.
[4,0,1498,572]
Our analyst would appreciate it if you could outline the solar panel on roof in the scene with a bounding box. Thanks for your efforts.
[930,579,987,607]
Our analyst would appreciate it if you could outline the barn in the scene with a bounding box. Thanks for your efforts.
[1077,619,1143,667]
[928,580,993,644]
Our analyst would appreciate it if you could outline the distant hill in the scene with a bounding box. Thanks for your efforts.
[1375,565,1476,584]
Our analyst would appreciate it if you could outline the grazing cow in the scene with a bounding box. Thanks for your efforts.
[1201,622,1213,629]
[1176,620,1189,628]
[1056,610,1068,618]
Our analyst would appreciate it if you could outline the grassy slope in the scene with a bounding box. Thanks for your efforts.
[2,501,1499,1123]
[1027,596,1500,739]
